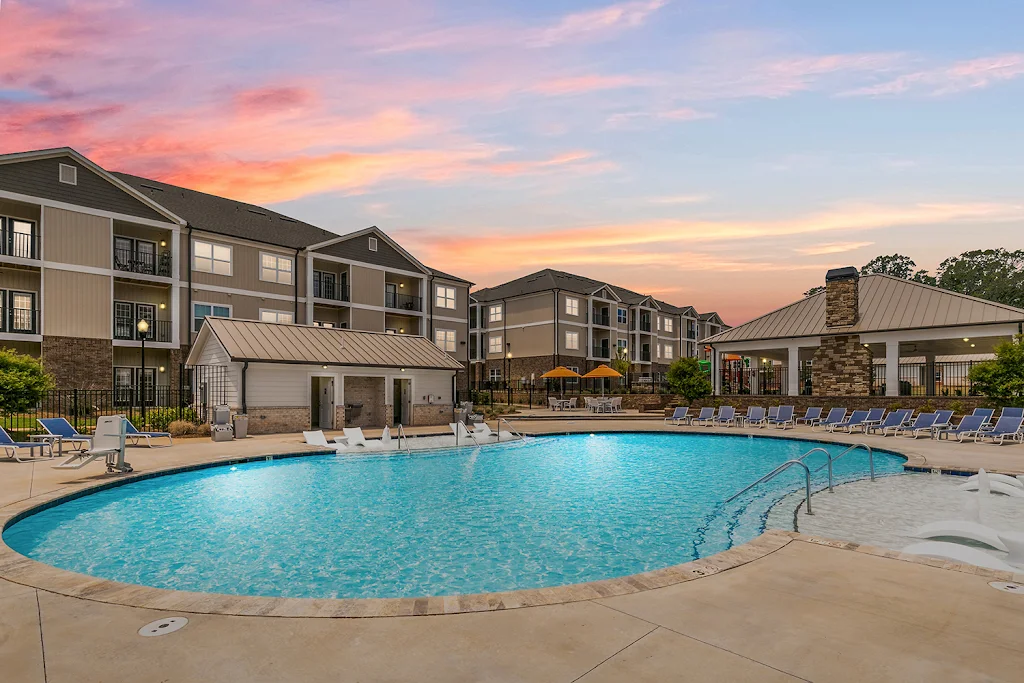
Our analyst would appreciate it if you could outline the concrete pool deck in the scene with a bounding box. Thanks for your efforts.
[3,421,1024,681]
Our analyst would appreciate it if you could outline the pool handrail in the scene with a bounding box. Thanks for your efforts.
[497,418,526,442]
[812,443,874,486]
[725,458,814,515]
[396,423,411,453]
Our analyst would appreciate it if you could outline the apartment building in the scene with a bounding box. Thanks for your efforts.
[0,148,472,392]
[468,269,725,385]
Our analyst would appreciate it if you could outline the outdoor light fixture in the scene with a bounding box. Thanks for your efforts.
[322,365,328,369]
[963,338,970,342]
[971,344,976,348]
[401,368,406,372]
[137,319,150,335]
[399,283,405,288]
[159,303,166,310]
[399,328,405,333]
[160,240,167,247]
[159,366,166,373]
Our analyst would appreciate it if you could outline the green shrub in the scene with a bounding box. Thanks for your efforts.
[0,349,54,415]
[665,357,713,402]
[969,335,1024,407]
[144,407,198,432]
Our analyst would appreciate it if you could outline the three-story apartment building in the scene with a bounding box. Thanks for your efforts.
[468,269,725,385]
[0,148,472,392]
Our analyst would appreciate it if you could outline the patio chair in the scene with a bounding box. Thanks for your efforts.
[931,410,954,432]
[36,417,92,451]
[664,406,690,426]
[125,419,173,447]
[711,406,736,427]
[693,407,716,426]
[0,426,51,462]
[767,406,795,429]
[303,430,345,451]
[473,422,500,439]
[340,427,370,447]
[935,414,987,442]
[610,397,623,413]
[449,421,481,445]
[740,406,767,428]
[828,409,870,433]
[795,407,823,426]
[548,397,562,411]
[53,416,129,472]
[868,408,914,436]
[894,413,938,439]
[811,408,847,432]
[567,397,578,410]
[974,416,1024,445]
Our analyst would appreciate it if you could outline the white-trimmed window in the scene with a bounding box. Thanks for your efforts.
[664,344,673,360]
[489,367,501,382]
[435,328,456,352]
[664,318,673,333]
[657,317,662,331]
[260,252,293,285]
[565,331,579,350]
[566,365,579,385]
[369,236,378,251]
[192,239,232,276]
[259,309,294,324]
[435,285,456,309]
[313,321,335,328]
[488,304,502,323]
[192,302,231,332]
[489,334,503,354]
[59,163,77,185]
[617,308,627,324]
[656,344,661,359]
[565,297,579,316]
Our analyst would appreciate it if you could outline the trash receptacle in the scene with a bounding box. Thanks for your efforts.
[232,414,248,439]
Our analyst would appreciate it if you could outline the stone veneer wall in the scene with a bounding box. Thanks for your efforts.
[41,336,113,389]
[344,376,386,428]
[412,403,453,426]
[246,407,309,435]
[811,335,873,396]
[825,276,859,327]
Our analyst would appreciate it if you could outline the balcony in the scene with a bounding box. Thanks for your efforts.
[113,247,172,277]
[591,344,610,359]
[639,348,652,362]
[313,272,349,302]
[386,292,422,312]
[592,312,610,327]
[113,317,172,343]
[1,308,38,334]
[1,229,39,260]
[631,320,652,333]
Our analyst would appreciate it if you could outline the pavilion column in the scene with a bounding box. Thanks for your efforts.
[924,352,936,396]
[885,340,900,396]
[712,350,722,395]
[787,346,800,396]
[305,251,315,325]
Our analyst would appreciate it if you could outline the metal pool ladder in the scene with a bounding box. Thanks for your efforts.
[725,459,816,515]
[497,418,527,442]
[396,424,411,453]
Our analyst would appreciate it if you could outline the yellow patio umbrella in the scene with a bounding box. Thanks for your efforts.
[540,366,582,398]
[582,364,622,396]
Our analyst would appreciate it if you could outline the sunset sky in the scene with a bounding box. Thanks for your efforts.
[3,0,1023,323]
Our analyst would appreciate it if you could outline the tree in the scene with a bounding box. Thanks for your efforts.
[968,335,1024,407]
[0,349,54,415]
[666,357,713,402]
[611,346,631,378]
[803,285,825,297]
[937,249,1024,308]
[861,254,925,280]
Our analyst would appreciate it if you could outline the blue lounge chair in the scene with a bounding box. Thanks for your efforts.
[767,405,795,429]
[829,409,870,433]
[935,414,987,442]
[854,408,886,433]
[740,406,766,428]
[975,416,1024,445]
[711,406,736,427]
[972,408,995,427]
[693,407,716,426]
[812,408,847,431]
[37,418,92,451]
[767,406,779,421]
[0,426,51,462]
[664,406,690,426]
[870,409,914,436]
[125,419,173,447]
[895,413,938,439]
[795,407,822,426]
[931,410,954,432]
[998,407,1024,421]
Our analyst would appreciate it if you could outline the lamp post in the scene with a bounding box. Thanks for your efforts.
[505,343,512,406]
[137,318,150,427]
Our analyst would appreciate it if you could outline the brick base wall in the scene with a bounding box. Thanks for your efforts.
[42,336,113,389]
[344,376,386,428]
[681,395,990,419]
[812,335,872,396]
[246,407,309,434]
[413,403,453,426]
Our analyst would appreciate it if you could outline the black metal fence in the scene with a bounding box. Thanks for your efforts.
[469,374,674,405]
[896,361,980,397]
[719,366,787,395]
[719,361,981,397]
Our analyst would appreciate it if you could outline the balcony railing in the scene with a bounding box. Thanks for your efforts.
[113,247,172,277]
[631,320,653,332]
[591,345,611,359]
[386,291,422,312]
[313,274,349,302]
[1,231,39,260]
[113,317,173,343]
[1,308,38,334]
[592,312,610,326]
[639,349,652,362]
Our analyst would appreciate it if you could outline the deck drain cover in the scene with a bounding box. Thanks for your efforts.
[139,617,188,637]
[989,582,1024,594]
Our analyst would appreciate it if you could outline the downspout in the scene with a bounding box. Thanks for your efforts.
[428,274,434,339]
[241,361,249,414]
[552,289,559,368]
[186,225,193,350]
[294,247,301,321]
[502,296,507,381]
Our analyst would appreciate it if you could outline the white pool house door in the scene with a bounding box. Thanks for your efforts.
[312,376,335,429]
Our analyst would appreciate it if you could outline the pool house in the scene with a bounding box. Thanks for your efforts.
[705,267,1024,399]
[185,317,463,433]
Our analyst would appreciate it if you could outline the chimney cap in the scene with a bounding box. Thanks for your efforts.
[825,266,859,283]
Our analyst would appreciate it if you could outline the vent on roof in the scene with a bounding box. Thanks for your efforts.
[58,163,77,185]
[247,209,267,216]
[139,183,164,192]
[280,217,297,223]
[368,237,378,252]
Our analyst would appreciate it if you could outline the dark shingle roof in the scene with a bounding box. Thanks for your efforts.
[428,267,473,285]
[113,172,337,249]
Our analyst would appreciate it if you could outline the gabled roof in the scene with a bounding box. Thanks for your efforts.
[114,171,334,249]
[471,268,686,309]
[187,318,464,370]
[428,266,473,285]
[0,148,185,225]
[706,274,1024,344]
[699,312,724,325]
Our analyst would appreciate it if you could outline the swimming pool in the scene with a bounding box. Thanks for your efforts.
[3,433,904,599]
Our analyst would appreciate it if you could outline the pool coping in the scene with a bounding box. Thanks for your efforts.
[0,430,973,618]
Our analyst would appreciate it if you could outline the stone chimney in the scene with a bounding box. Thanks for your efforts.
[825,266,859,328]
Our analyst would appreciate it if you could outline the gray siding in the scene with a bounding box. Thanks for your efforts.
[320,231,423,273]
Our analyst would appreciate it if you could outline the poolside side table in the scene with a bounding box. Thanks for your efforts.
[997,531,1024,568]
[29,434,62,458]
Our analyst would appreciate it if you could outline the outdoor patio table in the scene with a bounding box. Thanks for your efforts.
[29,434,62,458]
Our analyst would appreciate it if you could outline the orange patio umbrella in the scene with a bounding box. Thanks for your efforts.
[582,364,622,396]
[540,366,582,398]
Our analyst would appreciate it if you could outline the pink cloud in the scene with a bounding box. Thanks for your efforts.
[842,53,1024,96]
[530,74,651,95]
[233,86,317,116]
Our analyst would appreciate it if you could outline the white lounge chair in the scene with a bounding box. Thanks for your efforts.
[53,415,130,472]
[959,472,1024,490]
[450,421,480,445]
[901,541,1017,572]
[341,427,369,447]
[303,430,346,451]
[911,520,1010,551]
[473,422,500,439]
[957,479,1024,497]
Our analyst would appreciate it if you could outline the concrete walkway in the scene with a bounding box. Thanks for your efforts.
[3,422,1024,681]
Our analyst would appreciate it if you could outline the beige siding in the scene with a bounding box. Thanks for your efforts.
[350,307,384,332]
[113,282,171,308]
[559,322,587,356]
[0,267,41,293]
[113,221,172,246]
[500,323,554,358]
[0,340,41,357]
[384,272,422,298]
[113,347,172,380]
[430,320,470,363]
[559,292,587,323]
[188,234,297,297]
[0,199,40,222]
[384,313,421,335]
[350,265,385,307]
[43,207,110,268]
[431,281,468,319]
[505,293,553,327]
[311,305,349,327]
[44,270,111,338]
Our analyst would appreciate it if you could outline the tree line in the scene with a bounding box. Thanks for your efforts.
[804,249,1024,308]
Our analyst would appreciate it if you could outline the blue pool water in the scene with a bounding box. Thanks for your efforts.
[3,433,903,599]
